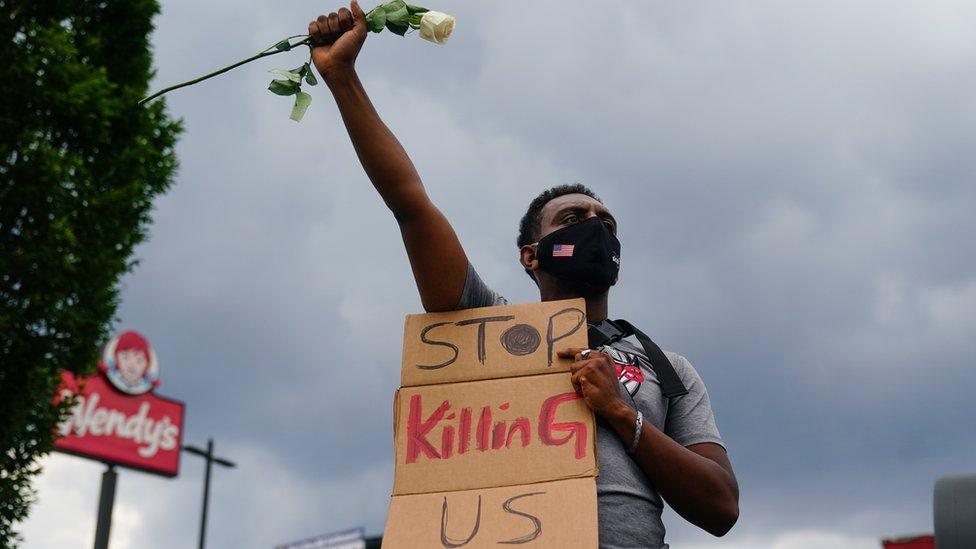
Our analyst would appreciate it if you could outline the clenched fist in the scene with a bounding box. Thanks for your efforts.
[557,348,635,423]
[307,0,368,80]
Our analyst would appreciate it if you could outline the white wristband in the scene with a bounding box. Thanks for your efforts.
[626,410,643,454]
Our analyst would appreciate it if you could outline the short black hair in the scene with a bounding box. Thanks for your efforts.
[517,183,602,279]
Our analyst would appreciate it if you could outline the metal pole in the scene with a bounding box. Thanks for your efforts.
[183,437,235,549]
[93,464,117,549]
[198,437,213,549]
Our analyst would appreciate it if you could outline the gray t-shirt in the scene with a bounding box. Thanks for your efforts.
[455,264,725,549]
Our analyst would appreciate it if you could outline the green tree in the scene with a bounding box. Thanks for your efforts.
[0,0,181,543]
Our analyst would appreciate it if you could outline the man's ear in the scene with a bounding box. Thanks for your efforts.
[520,244,540,273]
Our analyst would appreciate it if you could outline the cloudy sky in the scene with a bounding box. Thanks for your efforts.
[19,1,976,547]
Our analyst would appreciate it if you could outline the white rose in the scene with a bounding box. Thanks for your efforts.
[419,11,455,44]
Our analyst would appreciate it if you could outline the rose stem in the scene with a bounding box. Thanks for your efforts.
[139,36,312,105]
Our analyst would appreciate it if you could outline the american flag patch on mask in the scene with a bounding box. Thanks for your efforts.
[552,244,575,257]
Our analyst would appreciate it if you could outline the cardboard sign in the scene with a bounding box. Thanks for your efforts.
[384,300,598,548]
[383,478,598,548]
[400,299,587,387]
[393,373,597,495]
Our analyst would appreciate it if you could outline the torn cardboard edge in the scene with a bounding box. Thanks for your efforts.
[400,298,588,387]
[382,477,599,549]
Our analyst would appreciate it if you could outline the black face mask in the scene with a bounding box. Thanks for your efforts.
[536,216,621,290]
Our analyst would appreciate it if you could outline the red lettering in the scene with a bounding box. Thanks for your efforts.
[441,425,455,459]
[491,420,507,450]
[405,392,590,464]
[458,408,472,454]
[406,394,451,464]
[476,406,491,451]
[538,392,588,459]
[506,418,531,448]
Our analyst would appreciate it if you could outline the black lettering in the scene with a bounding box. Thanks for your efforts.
[418,322,459,370]
[440,495,481,548]
[455,315,515,364]
[498,492,545,544]
[499,323,542,356]
[546,308,585,367]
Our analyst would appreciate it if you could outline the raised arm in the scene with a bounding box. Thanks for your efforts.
[308,1,468,311]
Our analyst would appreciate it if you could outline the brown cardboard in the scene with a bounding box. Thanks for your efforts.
[400,299,587,387]
[386,301,599,545]
[392,372,597,496]
[382,477,598,548]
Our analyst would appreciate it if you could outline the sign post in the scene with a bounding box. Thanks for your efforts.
[92,464,117,549]
[183,438,236,549]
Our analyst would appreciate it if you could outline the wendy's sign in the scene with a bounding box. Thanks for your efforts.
[53,331,185,477]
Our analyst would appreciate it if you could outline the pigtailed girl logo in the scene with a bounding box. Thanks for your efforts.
[100,330,160,395]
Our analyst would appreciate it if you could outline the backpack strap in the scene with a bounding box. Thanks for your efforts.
[587,319,689,398]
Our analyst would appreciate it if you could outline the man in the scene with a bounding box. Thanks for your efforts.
[307,3,739,547]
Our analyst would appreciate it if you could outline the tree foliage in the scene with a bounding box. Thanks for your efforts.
[0,0,181,543]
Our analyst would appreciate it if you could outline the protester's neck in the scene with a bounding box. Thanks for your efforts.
[583,294,609,325]
[539,285,609,325]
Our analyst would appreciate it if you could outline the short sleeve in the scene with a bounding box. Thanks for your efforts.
[454,263,508,310]
[663,353,725,449]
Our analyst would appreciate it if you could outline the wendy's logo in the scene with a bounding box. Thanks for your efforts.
[99,330,160,395]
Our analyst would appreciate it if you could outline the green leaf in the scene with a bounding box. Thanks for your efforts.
[268,79,300,96]
[366,8,386,32]
[274,38,292,52]
[383,0,409,25]
[295,63,317,85]
[409,13,423,26]
[290,91,313,122]
[386,21,409,36]
[270,68,302,83]
[406,3,428,15]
